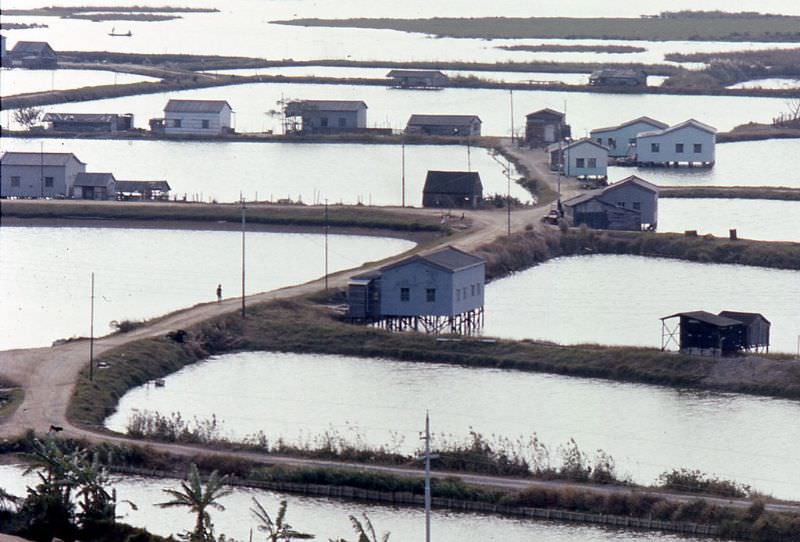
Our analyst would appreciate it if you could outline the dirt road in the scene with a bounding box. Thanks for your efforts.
[5,144,796,513]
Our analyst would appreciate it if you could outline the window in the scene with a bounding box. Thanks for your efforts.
[201,119,210,129]
[693,143,703,153]
[629,137,636,144]
[173,119,182,128]
[44,177,54,187]
[426,288,436,302]
[596,137,602,144]
[400,288,410,302]
[608,137,616,149]
[633,202,641,210]
[675,143,684,153]
[576,158,586,168]
[477,283,481,294]
[588,158,597,168]
[456,289,461,301]
[338,117,347,127]
[11,176,20,187]
[470,285,475,296]
[651,143,660,153]
[462,287,467,298]
[320,117,329,127]
[617,201,626,208]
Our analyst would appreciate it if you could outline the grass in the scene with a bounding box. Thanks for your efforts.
[498,44,645,53]
[1,200,446,233]
[659,186,800,201]
[273,12,800,42]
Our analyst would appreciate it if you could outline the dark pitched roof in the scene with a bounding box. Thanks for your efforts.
[381,246,485,274]
[660,311,742,327]
[603,175,659,195]
[285,100,367,113]
[423,171,482,196]
[718,311,771,326]
[1,151,84,166]
[407,114,481,127]
[164,99,231,113]
[11,41,55,55]
[590,68,646,78]
[115,180,171,192]
[387,69,447,78]
[526,108,565,120]
[74,172,115,187]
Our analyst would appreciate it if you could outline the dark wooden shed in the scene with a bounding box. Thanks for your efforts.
[661,310,770,356]
[346,271,381,321]
[718,311,771,352]
[422,171,483,209]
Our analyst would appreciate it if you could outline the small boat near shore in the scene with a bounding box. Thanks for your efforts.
[109,27,132,37]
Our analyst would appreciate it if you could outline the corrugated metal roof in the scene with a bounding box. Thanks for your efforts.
[164,99,232,113]
[11,41,54,54]
[638,118,717,138]
[285,100,367,113]
[380,246,485,274]
[563,137,608,152]
[0,151,84,166]
[604,175,659,194]
[526,108,564,120]
[407,114,481,127]
[591,116,668,134]
[74,172,115,186]
[718,311,771,326]
[115,180,171,192]
[660,311,742,327]
[43,113,119,123]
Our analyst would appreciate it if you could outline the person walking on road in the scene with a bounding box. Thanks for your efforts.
[216,284,222,303]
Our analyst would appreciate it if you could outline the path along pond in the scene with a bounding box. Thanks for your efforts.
[0,226,414,350]
[0,465,726,542]
[105,351,800,501]
[0,68,159,98]
[3,81,789,137]
[2,0,799,64]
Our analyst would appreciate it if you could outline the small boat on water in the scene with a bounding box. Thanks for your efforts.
[109,27,132,37]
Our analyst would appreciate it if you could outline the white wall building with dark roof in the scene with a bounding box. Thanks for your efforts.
[635,119,716,166]
[0,151,86,198]
[590,117,668,158]
[163,99,233,135]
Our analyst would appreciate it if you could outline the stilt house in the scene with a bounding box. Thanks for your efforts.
[347,247,486,334]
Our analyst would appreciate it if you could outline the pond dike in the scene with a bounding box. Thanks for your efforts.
[110,465,725,538]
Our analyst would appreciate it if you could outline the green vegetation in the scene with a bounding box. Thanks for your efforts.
[659,186,800,201]
[273,12,800,42]
[498,44,645,53]
[1,200,445,233]
[658,468,751,498]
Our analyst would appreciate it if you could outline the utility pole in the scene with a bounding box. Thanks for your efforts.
[40,142,44,198]
[89,272,95,382]
[324,198,329,291]
[420,411,434,542]
[509,89,515,145]
[240,194,246,318]
[401,141,406,207]
[506,159,512,236]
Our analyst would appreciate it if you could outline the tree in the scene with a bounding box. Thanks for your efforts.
[329,514,390,542]
[250,498,314,541]
[13,106,44,129]
[157,463,232,542]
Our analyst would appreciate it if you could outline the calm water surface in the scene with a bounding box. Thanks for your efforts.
[4,81,785,136]
[727,78,800,90]
[104,351,800,499]
[0,465,723,542]
[2,0,798,64]
[0,137,528,204]
[0,227,413,350]
[484,255,800,353]
[659,198,800,242]
[608,140,800,188]
[0,68,159,97]
[204,66,668,86]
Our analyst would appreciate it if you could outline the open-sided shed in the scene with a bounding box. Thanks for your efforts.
[660,310,770,356]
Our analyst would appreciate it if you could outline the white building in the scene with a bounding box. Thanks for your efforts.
[590,117,668,158]
[549,138,609,179]
[0,151,86,198]
[635,119,716,167]
[163,99,233,135]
